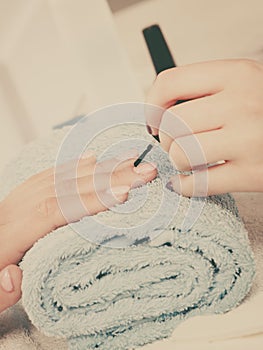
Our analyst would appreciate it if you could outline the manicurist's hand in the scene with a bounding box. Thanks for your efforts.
[146,59,263,196]
[0,150,157,313]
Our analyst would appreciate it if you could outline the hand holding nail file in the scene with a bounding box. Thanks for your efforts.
[134,24,185,166]
[143,28,263,195]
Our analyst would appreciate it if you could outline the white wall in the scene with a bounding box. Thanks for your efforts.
[0,0,143,173]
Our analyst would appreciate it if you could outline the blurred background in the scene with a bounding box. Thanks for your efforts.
[0,0,262,173]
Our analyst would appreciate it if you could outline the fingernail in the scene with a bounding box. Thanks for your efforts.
[134,162,156,174]
[116,149,138,161]
[146,125,152,135]
[100,186,130,208]
[0,268,14,293]
[166,177,182,194]
[166,181,174,192]
[106,185,130,196]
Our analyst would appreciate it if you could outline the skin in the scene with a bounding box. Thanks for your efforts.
[0,150,157,313]
[146,59,263,196]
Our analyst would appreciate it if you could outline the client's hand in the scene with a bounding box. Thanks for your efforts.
[0,150,157,313]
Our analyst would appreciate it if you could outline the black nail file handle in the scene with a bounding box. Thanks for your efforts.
[143,24,175,74]
[143,24,186,106]
[134,25,186,167]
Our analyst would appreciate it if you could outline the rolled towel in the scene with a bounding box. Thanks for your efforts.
[0,117,255,350]
[20,208,255,350]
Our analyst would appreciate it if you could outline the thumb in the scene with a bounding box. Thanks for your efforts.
[0,265,22,313]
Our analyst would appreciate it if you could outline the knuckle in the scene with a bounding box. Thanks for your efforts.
[61,179,74,194]
[235,58,261,75]
[163,106,176,122]
[147,68,177,103]
[36,197,58,219]
[161,107,191,138]
[155,68,176,86]
[56,179,79,196]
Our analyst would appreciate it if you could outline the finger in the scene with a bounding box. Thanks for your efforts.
[0,186,131,265]
[168,161,243,197]
[100,148,139,168]
[111,161,157,189]
[81,185,130,215]
[53,148,138,180]
[56,150,97,176]
[0,265,22,312]
[6,151,138,208]
[52,185,132,224]
[30,150,96,183]
[25,158,136,200]
[32,156,155,199]
[5,152,134,211]
[55,150,139,185]
[167,129,231,172]
[76,149,139,177]
[159,93,226,141]
[6,152,97,201]
[3,158,156,224]
[94,154,138,174]
[59,160,157,195]
[21,153,136,197]
[146,60,233,135]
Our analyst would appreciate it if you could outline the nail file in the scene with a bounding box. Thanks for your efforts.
[142,24,176,74]
[134,144,154,167]
[134,25,177,167]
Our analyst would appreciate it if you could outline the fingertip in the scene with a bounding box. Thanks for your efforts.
[131,162,160,189]
[107,185,130,196]
[134,162,157,175]
[144,102,164,136]
[166,174,183,195]
[105,185,130,205]
[0,265,22,313]
[166,173,195,197]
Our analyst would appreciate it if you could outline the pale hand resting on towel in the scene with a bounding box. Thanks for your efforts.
[146,59,263,196]
[0,150,157,313]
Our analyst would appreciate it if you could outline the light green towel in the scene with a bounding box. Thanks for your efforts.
[0,123,255,350]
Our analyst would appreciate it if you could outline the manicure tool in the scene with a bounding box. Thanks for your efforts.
[134,24,178,166]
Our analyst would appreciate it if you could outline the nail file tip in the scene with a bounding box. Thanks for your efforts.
[134,143,154,167]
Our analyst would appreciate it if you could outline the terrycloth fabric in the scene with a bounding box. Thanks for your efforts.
[0,124,255,350]
[1,192,262,350]
[20,215,255,350]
